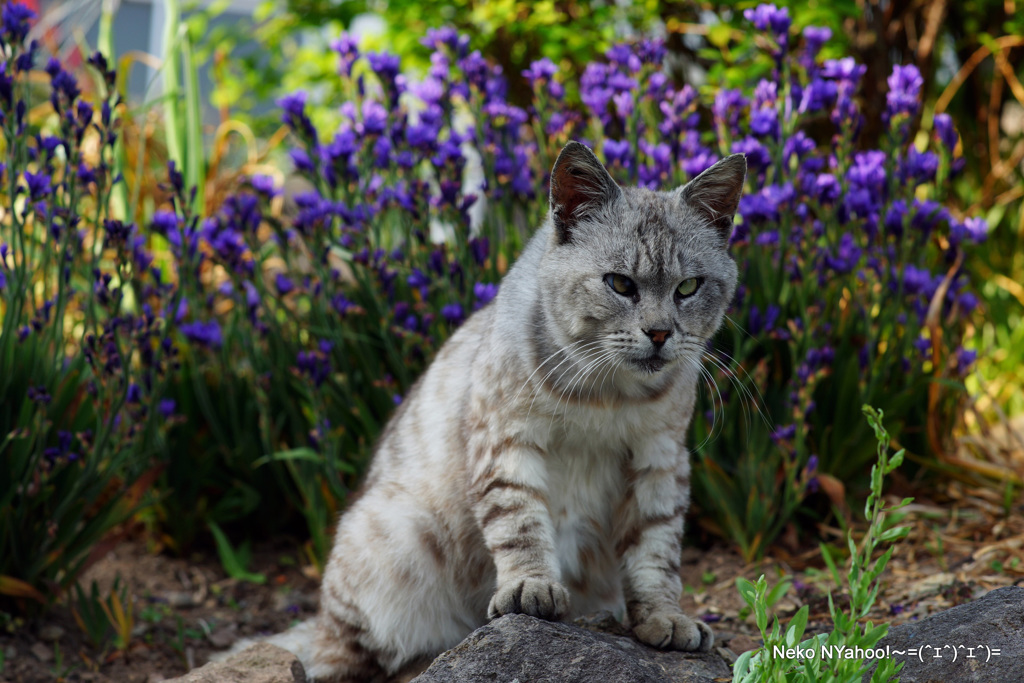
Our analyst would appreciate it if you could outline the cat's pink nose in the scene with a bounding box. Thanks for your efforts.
[645,328,672,345]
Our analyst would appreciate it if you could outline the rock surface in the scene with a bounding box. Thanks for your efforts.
[411,612,732,683]
[165,642,306,683]
[872,585,1024,682]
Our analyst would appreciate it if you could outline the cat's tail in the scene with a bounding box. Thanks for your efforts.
[211,615,391,682]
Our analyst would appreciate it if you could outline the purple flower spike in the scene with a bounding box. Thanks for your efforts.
[275,273,296,295]
[473,282,499,309]
[950,218,991,244]
[181,320,224,349]
[803,26,832,56]
[933,113,959,152]
[522,58,558,86]
[331,33,360,77]
[885,64,924,122]
[603,139,633,169]
[158,399,176,419]
[744,4,791,48]
[2,2,36,43]
[441,302,465,325]
[23,171,52,199]
[251,175,281,197]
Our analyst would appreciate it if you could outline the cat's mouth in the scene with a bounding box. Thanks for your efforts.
[633,355,667,374]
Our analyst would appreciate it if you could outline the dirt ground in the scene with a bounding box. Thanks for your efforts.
[3,417,1022,683]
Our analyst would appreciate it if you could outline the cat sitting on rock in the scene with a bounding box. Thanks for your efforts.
[227,142,746,682]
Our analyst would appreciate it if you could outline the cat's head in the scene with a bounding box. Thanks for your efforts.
[537,141,745,396]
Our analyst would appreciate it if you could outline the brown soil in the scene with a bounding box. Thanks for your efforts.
[2,475,1022,683]
[0,539,320,683]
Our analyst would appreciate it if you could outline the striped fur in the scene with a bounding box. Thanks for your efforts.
[279,144,746,681]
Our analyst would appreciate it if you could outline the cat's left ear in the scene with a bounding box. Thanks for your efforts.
[549,141,622,244]
[677,154,747,244]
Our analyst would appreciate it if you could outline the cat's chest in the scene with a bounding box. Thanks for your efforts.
[539,404,652,538]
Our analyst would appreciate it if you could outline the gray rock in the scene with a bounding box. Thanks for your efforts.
[412,612,732,683]
[165,642,306,683]
[872,585,1024,682]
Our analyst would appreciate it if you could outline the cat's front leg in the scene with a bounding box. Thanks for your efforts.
[618,434,713,652]
[471,437,570,622]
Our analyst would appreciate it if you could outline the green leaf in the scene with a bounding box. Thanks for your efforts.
[878,526,910,543]
[252,447,324,468]
[785,605,809,647]
[208,522,266,584]
[765,577,792,608]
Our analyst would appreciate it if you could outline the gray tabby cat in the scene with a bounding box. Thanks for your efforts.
[265,142,746,682]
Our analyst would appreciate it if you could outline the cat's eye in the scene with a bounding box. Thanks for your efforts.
[604,273,636,297]
[676,277,701,298]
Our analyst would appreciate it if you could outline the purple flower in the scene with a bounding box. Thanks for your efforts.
[731,137,770,172]
[681,148,719,177]
[771,424,796,442]
[713,89,747,133]
[659,85,699,138]
[902,147,939,184]
[127,383,142,403]
[150,209,179,237]
[933,113,958,152]
[277,91,317,142]
[275,273,295,295]
[814,173,841,203]
[885,200,908,236]
[289,148,315,173]
[330,33,360,77]
[158,399,176,419]
[522,58,558,86]
[603,139,633,169]
[955,348,978,376]
[744,4,791,45]
[606,43,641,72]
[181,320,223,348]
[43,430,78,463]
[441,302,465,325]
[469,237,489,266]
[750,108,779,139]
[2,2,36,43]
[825,233,862,274]
[361,100,388,136]
[23,170,52,199]
[367,51,401,86]
[951,216,989,243]
[421,27,461,52]
[473,282,499,309]
[803,26,832,58]
[798,78,837,113]
[823,57,866,83]
[957,291,979,313]
[243,280,260,310]
[748,304,780,335]
[885,64,924,122]
[296,348,331,387]
[613,91,634,120]
[251,174,280,197]
[408,268,430,299]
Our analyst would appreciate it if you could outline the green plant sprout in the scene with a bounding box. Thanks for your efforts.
[732,405,912,683]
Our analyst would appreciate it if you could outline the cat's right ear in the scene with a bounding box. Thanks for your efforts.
[549,141,622,244]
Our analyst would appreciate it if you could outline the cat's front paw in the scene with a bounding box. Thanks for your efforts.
[633,610,714,652]
[487,577,570,621]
